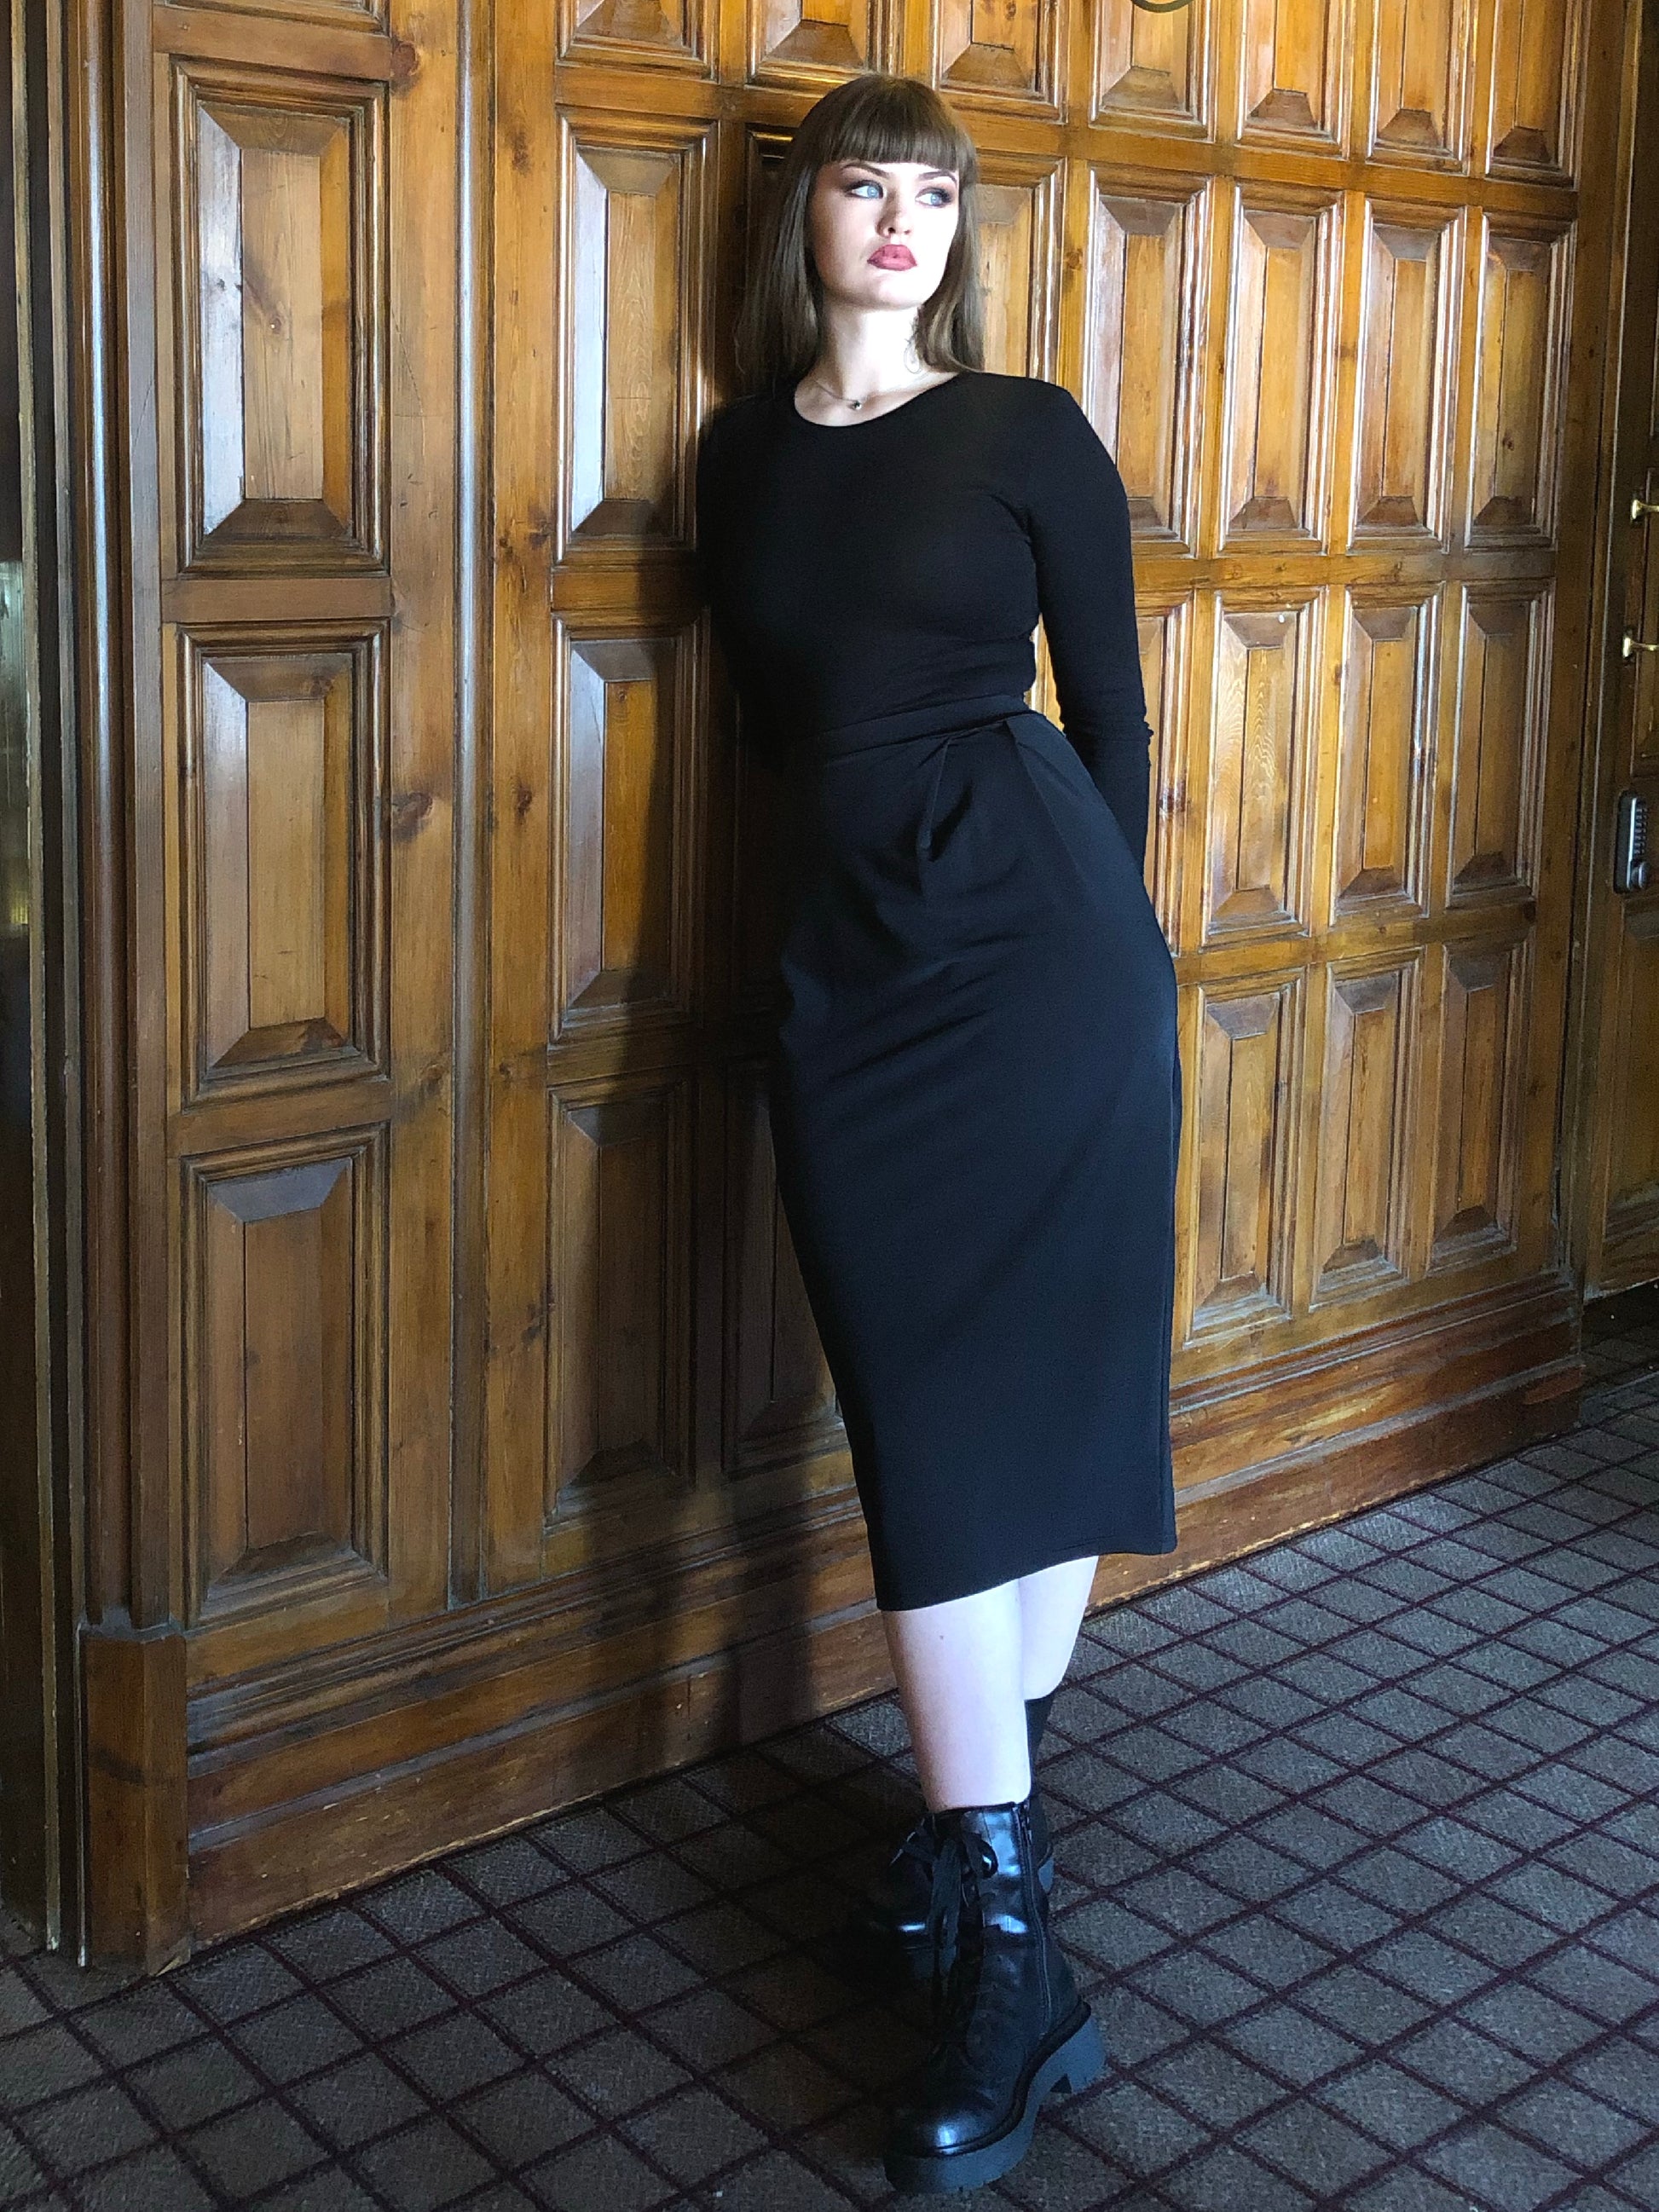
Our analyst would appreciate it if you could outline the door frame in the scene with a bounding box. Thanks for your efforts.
[1559,0,1659,1297]
[0,0,88,1954]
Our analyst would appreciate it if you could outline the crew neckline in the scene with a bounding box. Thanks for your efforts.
[786,370,968,431]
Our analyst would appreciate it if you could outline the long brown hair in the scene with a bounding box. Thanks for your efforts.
[732,74,985,396]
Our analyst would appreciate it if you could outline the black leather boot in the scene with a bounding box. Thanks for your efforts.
[882,1799,1103,2193]
[1024,1688,1056,1761]
[839,1695,1057,1984]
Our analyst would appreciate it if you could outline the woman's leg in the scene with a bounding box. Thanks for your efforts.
[1018,1555,1099,1701]
[882,1562,1106,2192]
[882,1556,1100,1807]
[882,1581,1030,1810]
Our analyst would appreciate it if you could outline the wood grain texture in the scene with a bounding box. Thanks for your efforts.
[82,1618,188,1972]
[54,0,1632,1956]
[1332,589,1437,919]
[183,1265,1581,1944]
[1094,0,1210,131]
[1554,0,1659,1300]
[1369,0,1470,163]
[1354,206,1456,541]
[179,629,385,1097]
[165,63,384,575]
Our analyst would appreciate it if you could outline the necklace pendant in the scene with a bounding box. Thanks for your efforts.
[847,396,863,409]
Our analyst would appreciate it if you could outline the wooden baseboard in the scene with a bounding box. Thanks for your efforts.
[182,1269,1583,1949]
[1112,1268,1584,1598]
[190,1594,890,1939]
[82,1615,188,1971]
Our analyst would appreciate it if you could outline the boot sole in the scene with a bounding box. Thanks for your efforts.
[851,1854,1057,1988]
[882,2004,1105,2195]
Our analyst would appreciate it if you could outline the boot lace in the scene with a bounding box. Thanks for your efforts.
[924,1823,997,2036]
[890,1812,939,1879]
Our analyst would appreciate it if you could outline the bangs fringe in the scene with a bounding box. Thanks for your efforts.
[812,78,979,184]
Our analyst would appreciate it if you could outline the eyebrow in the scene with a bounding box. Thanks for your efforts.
[838,161,958,182]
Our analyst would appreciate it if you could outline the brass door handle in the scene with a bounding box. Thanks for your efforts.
[1623,631,1659,658]
[1633,496,1659,522]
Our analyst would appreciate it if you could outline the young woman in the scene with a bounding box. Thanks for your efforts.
[695,72,1182,2193]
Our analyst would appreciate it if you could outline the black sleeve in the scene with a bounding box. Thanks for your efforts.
[1020,384,1154,869]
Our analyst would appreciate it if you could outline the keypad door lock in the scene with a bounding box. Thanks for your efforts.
[1615,789,1650,893]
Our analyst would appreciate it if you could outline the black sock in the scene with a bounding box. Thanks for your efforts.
[1024,1689,1057,1768]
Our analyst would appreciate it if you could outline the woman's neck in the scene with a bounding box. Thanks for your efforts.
[808,308,933,401]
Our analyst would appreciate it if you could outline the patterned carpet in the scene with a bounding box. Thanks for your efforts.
[3,1288,1657,2212]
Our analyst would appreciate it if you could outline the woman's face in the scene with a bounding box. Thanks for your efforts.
[805,159,961,315]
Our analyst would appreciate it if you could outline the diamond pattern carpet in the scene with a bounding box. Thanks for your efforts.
[3,1287,1656,2210]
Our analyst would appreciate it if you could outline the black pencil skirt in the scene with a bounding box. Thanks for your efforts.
[764,690,1182,1612]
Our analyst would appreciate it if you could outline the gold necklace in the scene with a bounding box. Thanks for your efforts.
[806,370,930,413]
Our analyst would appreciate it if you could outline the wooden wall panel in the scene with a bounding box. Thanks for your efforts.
[1470,218,1571,546]
[169,63,384,574]
[559,0,709,70]
[1353,207,1456,541]
[1627,465,1659,777]
[749,0,880,84]
[1448,585,1549,905]
[1222,192,1337,542]
[145,0,458,1737]
[183,1132,387,1630]
[182,631,384,1095]
[1431,934,1530,1268]
[1332,590,1436,919]
[560,632,696,1034]
[80,0,1613,1954]
[973,163,1058,378]
[1238,0,1345,148]
[1188,978,1301,1339]
[932,0,1060,112]
[1487,0,1581,179]
[1367,0,1469,163]
[1564,0,1659,1305]
[562,114,711,551]
[1094,0,1210,130]
[143,0,451,1725]
[1086,176,1207,546]
[1204,597,1316,941]
[1311,955,1419,1304]
[546,1080,691,1525]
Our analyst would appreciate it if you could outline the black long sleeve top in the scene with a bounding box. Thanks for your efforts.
[693,369,1153,866]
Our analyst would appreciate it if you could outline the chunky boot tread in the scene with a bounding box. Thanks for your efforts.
[882,2007,1104,2194]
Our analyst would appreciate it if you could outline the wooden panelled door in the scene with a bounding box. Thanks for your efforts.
[66,0,1626,1959]
[1564,0,1659,1298]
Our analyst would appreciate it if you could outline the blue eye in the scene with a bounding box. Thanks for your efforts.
[838,174,956,205]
